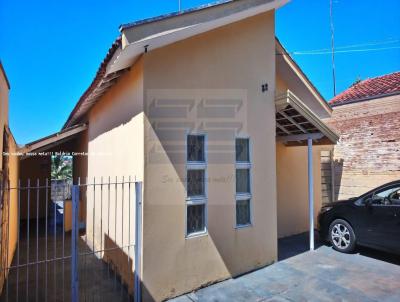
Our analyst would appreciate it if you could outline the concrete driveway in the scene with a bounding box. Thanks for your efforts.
[169,241,400,302]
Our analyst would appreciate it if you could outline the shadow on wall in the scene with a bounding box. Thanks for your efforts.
[103,234,134,295]
[141,108,278,302]
[87,61,143,143]
[333,159,343,202]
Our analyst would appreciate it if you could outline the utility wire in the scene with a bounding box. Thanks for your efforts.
[291,45,400,55]
[275,39,400,56]
[293,39,400,54]
[330,0,336,96]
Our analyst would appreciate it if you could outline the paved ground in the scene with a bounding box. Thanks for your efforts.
[170,234,400,302]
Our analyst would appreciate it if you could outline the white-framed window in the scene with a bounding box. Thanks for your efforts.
[235,137,252,227]
[186,134,207,237]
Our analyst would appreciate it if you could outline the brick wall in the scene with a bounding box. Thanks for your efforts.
[325,94,400,199]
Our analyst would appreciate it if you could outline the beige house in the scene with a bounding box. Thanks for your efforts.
[9,0,339,301]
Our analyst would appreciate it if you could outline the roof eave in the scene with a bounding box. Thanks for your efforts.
[109,0,287,74]
[119,0,233,31]
[276,91,339,144]
[0,60,11,89]
[275,38,332,115]
[20,124,88,155]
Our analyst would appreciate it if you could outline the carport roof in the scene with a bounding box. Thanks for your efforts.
[19,124,87,155]
[276,91,339,145]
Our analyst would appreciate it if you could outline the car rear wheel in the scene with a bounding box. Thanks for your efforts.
[329,219,356,253]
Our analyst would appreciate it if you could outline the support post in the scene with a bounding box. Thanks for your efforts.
[71,185,79,302]
[134,182,143,302]
[307,138,315,251]
[330,150,335,203]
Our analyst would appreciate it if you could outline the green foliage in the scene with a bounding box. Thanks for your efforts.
[51,156,72,180]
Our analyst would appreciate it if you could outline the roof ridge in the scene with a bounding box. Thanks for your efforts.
[360,70,400,83]
[119,0,233,31]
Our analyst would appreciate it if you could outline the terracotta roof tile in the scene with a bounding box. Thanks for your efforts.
[63,37,123,128]
[329,71,400,106]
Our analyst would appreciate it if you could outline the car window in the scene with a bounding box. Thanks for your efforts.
[389,188,400,205]
[367,185,400,206]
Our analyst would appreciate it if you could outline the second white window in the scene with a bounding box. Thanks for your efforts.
[186,134,207,237]
[235,138,252,227]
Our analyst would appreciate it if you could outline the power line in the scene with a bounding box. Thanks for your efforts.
[330,0,336,96]
[275,39,400,56]
[292,45,400,55]
[294,39,400,54]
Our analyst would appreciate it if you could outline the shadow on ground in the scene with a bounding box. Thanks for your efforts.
[278,232,323,261]
[279,231,400,266]
[170,232,400,302]
[356,246,400,265]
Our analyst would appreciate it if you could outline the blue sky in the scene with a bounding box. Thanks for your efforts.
[1,0,399,144]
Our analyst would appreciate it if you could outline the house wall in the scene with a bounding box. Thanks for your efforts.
[142,11,277,301]
[72,130,89,227]
[326,94,400,199]
[276,142,331,238]
[18,155,51,220]
[275,74,333,238]
[0,64,19,292]
[0,65,9,171]
[6,133,19,267]
[87,58,144,180]
[18,137,85,221]
[86,57,144,293]
[0,130,20,294]
[73,130,88,183]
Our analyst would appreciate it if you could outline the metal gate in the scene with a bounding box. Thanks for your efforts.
[0,177,142,302]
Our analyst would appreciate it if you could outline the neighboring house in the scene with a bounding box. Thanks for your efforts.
[14,1,338,301]
[326,72,400,200]
[0,61,19,294]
